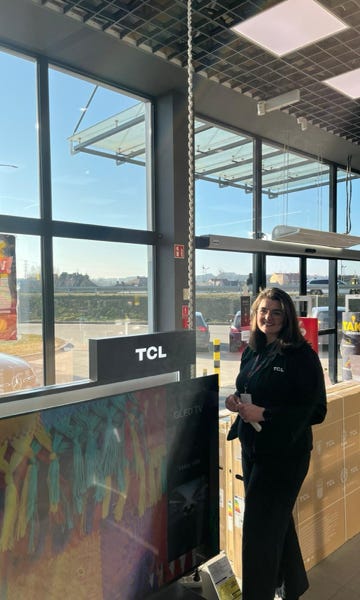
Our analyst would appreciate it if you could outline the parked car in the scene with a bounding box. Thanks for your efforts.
[311,306,345,346]
[0,353,37,394]
[229,310,250,353]
[307,278,359,295]
[195,311,210,352]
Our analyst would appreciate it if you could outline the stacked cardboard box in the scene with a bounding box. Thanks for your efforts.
[217,413,244,579]
[295,383,360,570]
[218,419,228,553]
[218,383,360,579]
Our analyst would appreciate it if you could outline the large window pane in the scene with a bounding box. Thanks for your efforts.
[49,67,150,229]
[337,169,360,253]
[53,239,150,383]
[195,248,253,406]
[262,144,329,237]
[0,49,39,217]
[195,120,253,238]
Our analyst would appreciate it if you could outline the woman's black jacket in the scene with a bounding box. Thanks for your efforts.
[233,341,327,458]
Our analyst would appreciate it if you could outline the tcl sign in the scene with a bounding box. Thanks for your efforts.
[89,331,195,383]
[135,346,167,361]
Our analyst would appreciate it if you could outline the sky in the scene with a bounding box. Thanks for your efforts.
[1,48,360,280]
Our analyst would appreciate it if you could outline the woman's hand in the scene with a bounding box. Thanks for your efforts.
[238,403,265,424]
[225,394,241,413]
[225,394,265,424]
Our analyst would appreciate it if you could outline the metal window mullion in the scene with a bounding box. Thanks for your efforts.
[145,101,156,333]
[37,57,55,386]
[299,256,307,299]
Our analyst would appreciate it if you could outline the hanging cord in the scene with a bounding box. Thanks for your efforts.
[345,155,352,234]
[187,0,195,333]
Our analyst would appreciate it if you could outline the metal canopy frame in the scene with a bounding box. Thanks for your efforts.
[69,103,356,198]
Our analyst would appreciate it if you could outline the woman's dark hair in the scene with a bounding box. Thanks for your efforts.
[249,287,305,352]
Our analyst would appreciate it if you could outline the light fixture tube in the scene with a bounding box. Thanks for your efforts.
[257,89,300,115]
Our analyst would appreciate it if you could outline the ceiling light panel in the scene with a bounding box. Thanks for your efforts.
[231,0,349,57]
[323,68,360,99]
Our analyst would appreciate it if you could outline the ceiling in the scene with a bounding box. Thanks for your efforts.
[31,0,360,146]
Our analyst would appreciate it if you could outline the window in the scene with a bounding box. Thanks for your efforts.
[262,144,329,238]
[49,67,151,230]
[0,50,39,218]
[195,120,253,238]
[53,238,150,384]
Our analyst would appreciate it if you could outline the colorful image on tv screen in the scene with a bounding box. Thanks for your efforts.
[0,375,219,599]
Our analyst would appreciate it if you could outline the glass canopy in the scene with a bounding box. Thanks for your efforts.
[68,103,354,197]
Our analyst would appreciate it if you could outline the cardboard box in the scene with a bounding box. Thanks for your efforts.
[320,391,343,424]
[218,419,229,551]
[297,498,346,571]
[326,381,360,393]
[232,483,244,579]
[219,419,228,470]
[219,464,226,551]
[231,435,242,479]
[226,479,235,565]
[297,458,344,524]
[342,385,360,418]
[343,413,360,459]
[344,450,360,496]
[309,419,343,477]
[345,487,360,540]
[225,426,235,565]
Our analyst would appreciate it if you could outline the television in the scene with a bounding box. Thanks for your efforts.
[0,374,219,599]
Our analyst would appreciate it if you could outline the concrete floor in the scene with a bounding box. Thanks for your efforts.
[301,533,360,600]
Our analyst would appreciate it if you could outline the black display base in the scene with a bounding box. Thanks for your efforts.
[148,581,207,599]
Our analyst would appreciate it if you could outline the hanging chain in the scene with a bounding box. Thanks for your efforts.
[187,0,195,332]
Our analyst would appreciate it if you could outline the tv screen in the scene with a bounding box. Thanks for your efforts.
[0,375,219,599]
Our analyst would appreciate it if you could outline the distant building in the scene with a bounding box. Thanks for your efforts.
[269,272,299,285]
[209,277,239,287]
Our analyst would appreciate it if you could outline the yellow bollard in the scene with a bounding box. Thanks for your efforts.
[213,338,221,386]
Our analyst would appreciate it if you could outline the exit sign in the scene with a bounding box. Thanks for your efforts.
[174,244,185,259]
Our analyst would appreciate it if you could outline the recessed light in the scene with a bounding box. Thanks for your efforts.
[323,68,360,99]
[231,0,348,57]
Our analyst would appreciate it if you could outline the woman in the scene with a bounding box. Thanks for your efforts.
[225,288,326,600]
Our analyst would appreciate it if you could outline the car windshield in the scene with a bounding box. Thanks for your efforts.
[196,313,205,327]
[234,313,241,328]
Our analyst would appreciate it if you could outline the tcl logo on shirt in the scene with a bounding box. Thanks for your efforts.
[273,366,284,372]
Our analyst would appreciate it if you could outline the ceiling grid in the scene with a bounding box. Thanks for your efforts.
[32,0,360,144]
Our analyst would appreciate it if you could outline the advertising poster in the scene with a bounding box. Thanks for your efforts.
[0,234,16,340]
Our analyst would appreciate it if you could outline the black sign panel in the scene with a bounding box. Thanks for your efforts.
[89,330,196,383]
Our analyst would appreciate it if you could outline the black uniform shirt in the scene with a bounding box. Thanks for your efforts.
[235,341,327,457]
